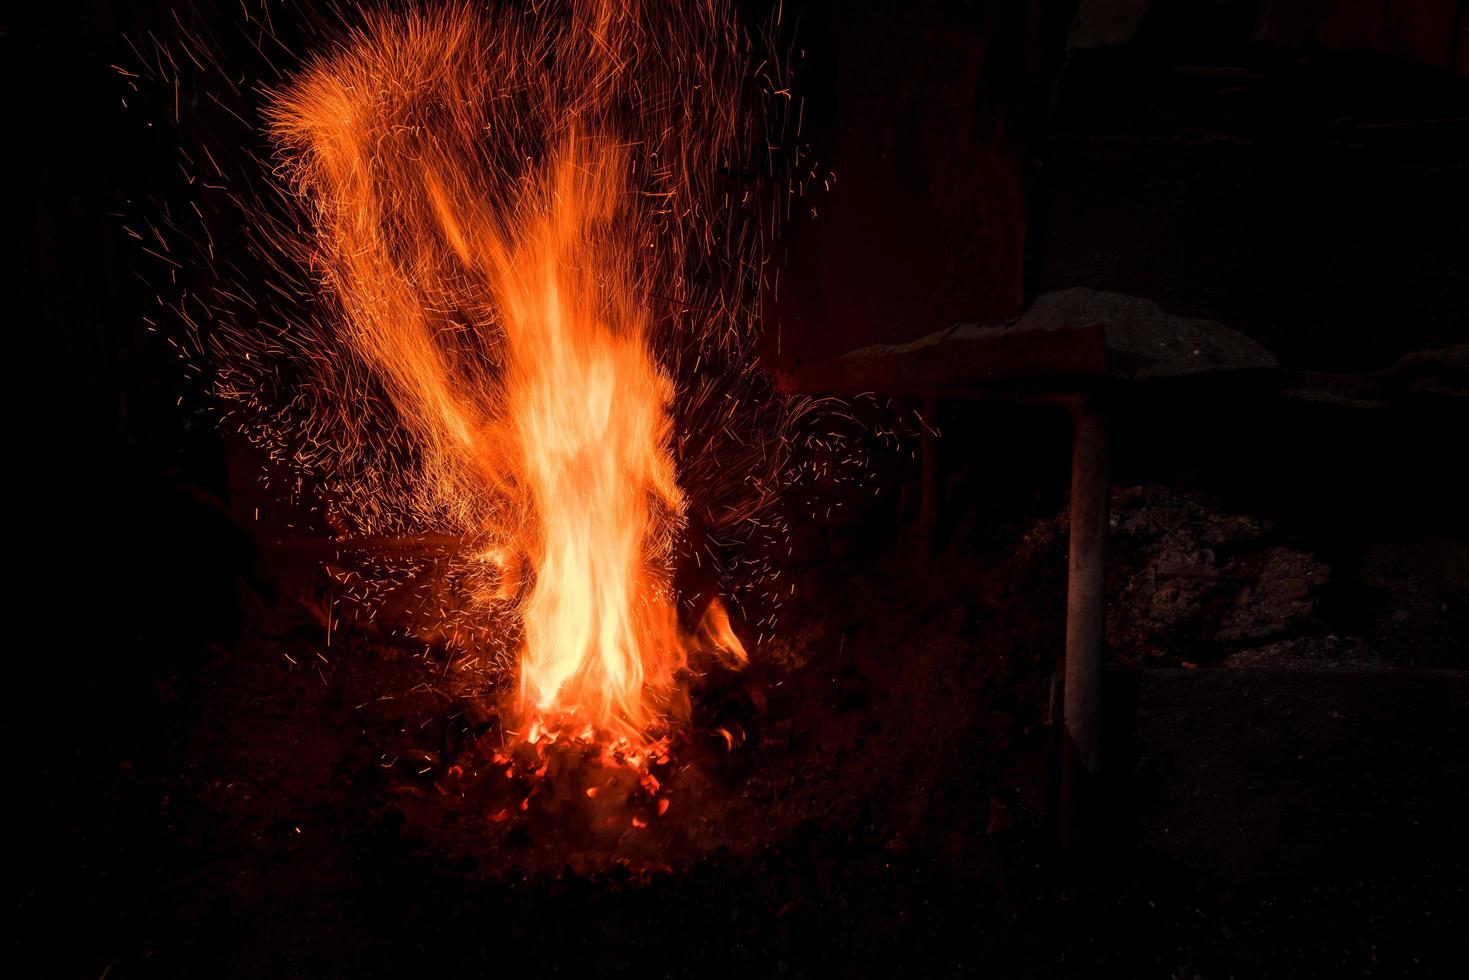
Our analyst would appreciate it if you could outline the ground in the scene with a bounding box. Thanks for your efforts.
[16,485,1465,977]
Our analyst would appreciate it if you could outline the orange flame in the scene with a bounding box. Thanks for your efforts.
[269,2,747,746]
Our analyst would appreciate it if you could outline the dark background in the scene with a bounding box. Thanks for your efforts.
[9,0,1468,975]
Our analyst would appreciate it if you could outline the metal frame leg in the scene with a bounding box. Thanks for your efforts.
[1062,394,1110,859]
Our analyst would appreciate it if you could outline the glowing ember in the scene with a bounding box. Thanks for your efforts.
[266,1,757,748]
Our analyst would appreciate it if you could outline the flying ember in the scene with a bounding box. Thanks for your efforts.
[265,0,770,750]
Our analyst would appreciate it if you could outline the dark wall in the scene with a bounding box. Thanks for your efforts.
[764,0,1054,369]
[1041,0,1469,370]
[766,0,1468,372]
[10,0,253,918]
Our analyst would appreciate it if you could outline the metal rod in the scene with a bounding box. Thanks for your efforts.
[918,397,939,539]
[1062,393,1110,855]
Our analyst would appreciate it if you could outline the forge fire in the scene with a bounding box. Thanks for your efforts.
[18,0,1469,976]
[264,1,759,755]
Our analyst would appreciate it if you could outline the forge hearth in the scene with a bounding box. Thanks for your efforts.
[21,0,1468,976]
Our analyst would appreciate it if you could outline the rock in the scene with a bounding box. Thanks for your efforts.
[1104,487,1329,664]
[1384,344,1469,400]
[1213,547,1331,645]
[1222,635,1385,669]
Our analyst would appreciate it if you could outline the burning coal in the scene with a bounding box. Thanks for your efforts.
[252,0,794,750]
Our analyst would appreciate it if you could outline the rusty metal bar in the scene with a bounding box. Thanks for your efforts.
[1061,393,1110,857]
[917,397,939,549]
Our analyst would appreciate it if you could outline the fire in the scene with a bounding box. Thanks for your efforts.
[267,1,752,747]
